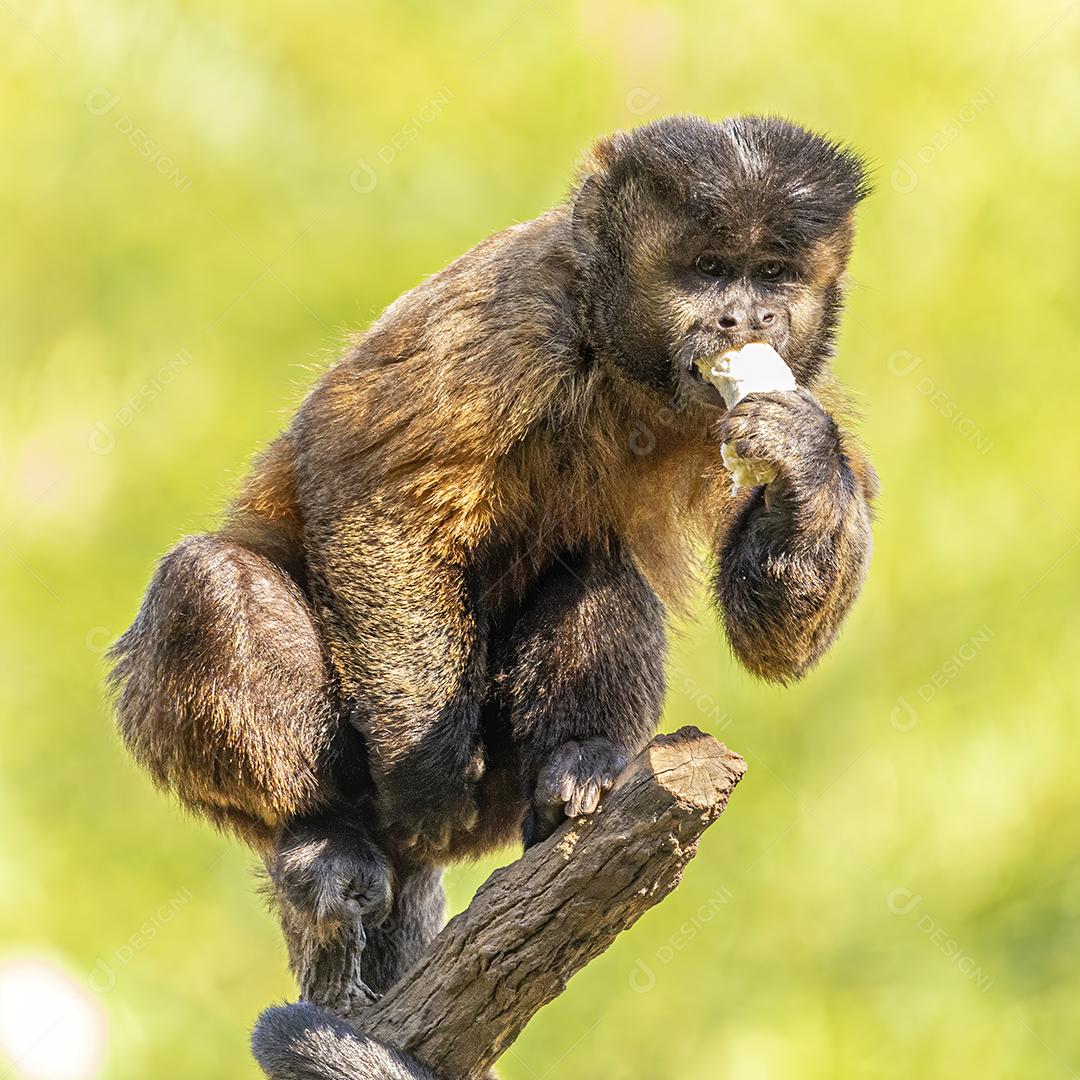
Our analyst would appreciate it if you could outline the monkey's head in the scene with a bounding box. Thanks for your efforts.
[571,115,870,406]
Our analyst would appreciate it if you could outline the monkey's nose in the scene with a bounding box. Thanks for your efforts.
[718,313,741,330]
[759,310,776,325]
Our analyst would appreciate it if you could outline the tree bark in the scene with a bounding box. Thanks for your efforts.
[254,726,745,1080]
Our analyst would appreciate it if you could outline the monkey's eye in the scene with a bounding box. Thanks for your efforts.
[694,253,729,278]
[756,262,788,283]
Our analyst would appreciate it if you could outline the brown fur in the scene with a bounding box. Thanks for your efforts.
[109,115,876,1016]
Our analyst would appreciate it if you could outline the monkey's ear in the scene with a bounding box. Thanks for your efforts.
[570,173,606,261]
[581,132,625,175]
[569,132,627,262]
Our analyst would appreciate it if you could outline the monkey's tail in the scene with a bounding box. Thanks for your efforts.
[252,1003,439,1080]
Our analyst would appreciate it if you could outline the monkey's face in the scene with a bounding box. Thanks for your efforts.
[658,216,852,409]
[579,115,868,407]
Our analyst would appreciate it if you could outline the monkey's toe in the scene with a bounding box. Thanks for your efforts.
[526,738,628,846]
[336,860,394,926]
[301,855,392,930]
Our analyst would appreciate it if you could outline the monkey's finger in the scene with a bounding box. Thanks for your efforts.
[534,780,562,807]
[724,418,795,464]
[558,775,578,805]
[739,390,802,409]
[717,413,754,447]
[566,778,596,818]
[719,404,789,445]
[576,779,601,816]
[727,389,801,415]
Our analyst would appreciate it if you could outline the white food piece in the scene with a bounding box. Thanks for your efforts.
[697,342,799,494]
[702,341,797,409]
[721,441,778,492]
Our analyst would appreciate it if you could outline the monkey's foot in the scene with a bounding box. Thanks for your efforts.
[273,825,394,933]
[524,738,628,847]
[388,776,482,856]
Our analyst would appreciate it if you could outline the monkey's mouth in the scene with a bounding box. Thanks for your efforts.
[681,356,725,408]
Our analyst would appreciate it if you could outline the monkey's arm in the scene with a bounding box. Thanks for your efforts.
[713,387,876,683]
[307,503,487,851]
[500,545,667,845]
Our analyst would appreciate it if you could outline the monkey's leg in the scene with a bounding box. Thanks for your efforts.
[255,865,503,1080]
[278,904,376,1022]
[266,862,445,1057]
[109,534,338,849]
[271,816,395,1016]
[500,545,667,846]
[359,861,445,996]
[273,842,443,1017]
[110,534,407,1010]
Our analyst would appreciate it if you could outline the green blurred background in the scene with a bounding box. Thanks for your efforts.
[3,1,1079,1077]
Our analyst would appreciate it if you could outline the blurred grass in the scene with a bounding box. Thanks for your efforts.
[2,0,1079,1077]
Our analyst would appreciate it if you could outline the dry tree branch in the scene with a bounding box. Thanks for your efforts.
[253,726,746,1080]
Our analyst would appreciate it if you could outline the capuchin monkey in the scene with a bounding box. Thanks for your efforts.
[109,115,876,1070]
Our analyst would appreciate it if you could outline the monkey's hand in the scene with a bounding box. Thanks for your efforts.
[717,388,841,504]
[713,388,875,683]
[378,740,486,855]
[524,737,628,848]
